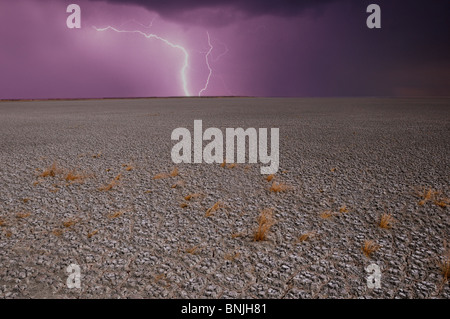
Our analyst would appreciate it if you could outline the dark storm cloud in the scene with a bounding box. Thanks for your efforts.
[89,0,338,19]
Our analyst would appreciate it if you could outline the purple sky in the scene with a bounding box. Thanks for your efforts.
[0,0,449,98]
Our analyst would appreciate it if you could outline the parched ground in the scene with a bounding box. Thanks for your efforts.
[0,97,448,299]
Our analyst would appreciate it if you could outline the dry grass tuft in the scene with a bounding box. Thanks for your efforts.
[339,206,349,213]
[362,240,380,258]
[220,160,226,168]
[320,210,336,219]
[52,229,63,236]
[185,246,200,254]
[184,193,202,201]
[439,241,450,282]
[98,174,121,191]
[417,188,448,207]
[266,174,274,182]
[379,213,395,229]
[40,162,61,178]
[65,171,86,183]
[231,232,243,238]
[88,229,99,238]
[16,212,31,219]
[170,167,179,177]
[63,219,77,228]
[227,163,237,169]
[153,167,178,180]
[269,181,291,193]
[171,180,185,188]
[180,202,189,208]
[108,210,124,220]
[298,231,316,243]
[253,208,274,241]
[225,251,240,261]
[330,168,337,172]
[205,201,225,217]
[22,198,30,203]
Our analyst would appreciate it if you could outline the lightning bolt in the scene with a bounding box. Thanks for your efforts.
[198,32,213,97]
[93,25,191,96]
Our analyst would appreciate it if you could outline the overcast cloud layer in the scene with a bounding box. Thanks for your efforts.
[0,0,449,98]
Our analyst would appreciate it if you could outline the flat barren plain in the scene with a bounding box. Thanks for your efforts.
[0,97,448,298]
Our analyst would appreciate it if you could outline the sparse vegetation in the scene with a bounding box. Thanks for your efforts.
[439,241,450,282]
[253,208,274,241]
[63,219,77,228]
[417,187,449,208]
[40,162,60,178]
[180,202,188,208]
[185,246,200,254]
[269,181,291,193]
[379,213,395,229]
[320,210,336,219]
[153,167,179,179]
[108,210,124,219]
[98,174,121,191]
[205,201,225,217]
[184,193,201,201]
[88,229,99,238]
[266,174,274,182]
[16,212,31,219]
[52,229,63,236]
[362,240,380,258]
[298,231,316,243]
[170,167,179,177]
[339,206,349,213]
[225,251,240,261]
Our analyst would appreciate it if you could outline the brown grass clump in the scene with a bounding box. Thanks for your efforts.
[253,208,274,241]
[52,229,63,236]
[227,163,237,169]
[266,174,274,182]
[88,229,99,238]
[225,251,240,261]
[153,168,178,180]
[98,174,121,191]
[107,210,124,220]
[362,240,380,258]
[298,231,316,243]
[231,232,243,238]
[185,246,200,254]
[23,198,30,203]
[63,219,77,228]
[320,210,336,219]
[439,241,450,282]
[184,193,202,201]
[65,171,85,183]
[269,181,291,193]
[40,162,61,178]
[171,180,185,188]
[220,160,226,168]
[205,201,225,217]
[417,188,448,207]
[16,212,31,219]
[339,206,349,213]
[125,164,134,171]
[379,213,395,229]
[170,167,179,177]
[180,202,189,208]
